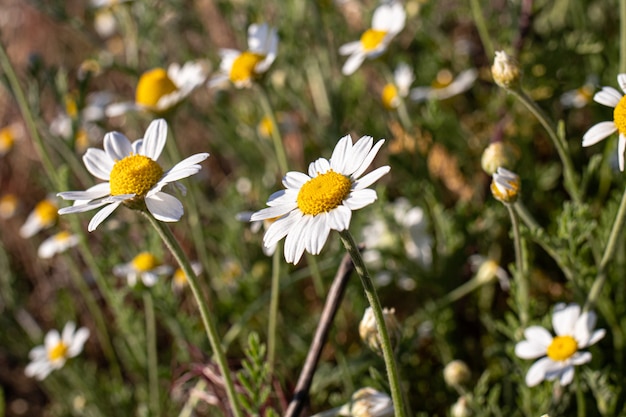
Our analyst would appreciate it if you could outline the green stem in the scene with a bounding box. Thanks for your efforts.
[507,204,529,327]
[469,0,494,58]
[267,247,281,378]
[143,291,160,417]
[508,89,582,205]
[257,83,289,174]
[584,188,626,311]
[338,230,406,417]
[621,0,626,74]
[396,98,413,133]
[142,212,243,417]
[307,252,325,298]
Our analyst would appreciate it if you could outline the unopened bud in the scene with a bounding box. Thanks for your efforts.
[339,387,394,417]
[359,307,401,355]
[451,396,472,417]
[481,141,518,175]
[490,167,520,204]
[443,360,471,387]
[492,51,520,89]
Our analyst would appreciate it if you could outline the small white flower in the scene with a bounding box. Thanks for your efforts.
[209,23,278,88]
[410,69,478,102]
[114,251,172,287]
[20,197,58,238]
[338,387,394,417]
[491,50,520,89]
[38,231,79,259]
[469,255,510,290]
[106,62,208,116]
[57,119,209,232]
[359,306,401,354]
[560,75,597,109]
[25,322,90,380]
[381,62,414,109]
[251,134,390,264]
[490,167,520,204]
[582,73,626,171]
[339,2,406,76]
[515,303,605,387]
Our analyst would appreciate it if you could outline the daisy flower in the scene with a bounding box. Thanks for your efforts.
[57,119,209,232]
[582,73,626,171]
[20,197,58,238]
[250,134,390,264]
[106,62,209,117]
[469,254,510,290]
[38,231,80,259]
[515,303,605,387]
[0,193,19,219]
[410,69,478,103]
[490,167,520,204]
[113,251,172,287]
[339,387,394,417]
[339,2,406,76]
[560,75,597,109]
[25,322,90,381]
[381,62,414,110]
[0,124,17,156]
[209,23,278,89]
[172,261,203,290]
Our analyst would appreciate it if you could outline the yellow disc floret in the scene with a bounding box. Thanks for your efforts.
[131,252,159,273]
[35,200,58,225]
[109,154,163,197]
[0,127,15,154]
[614,95,626,135]
[360,29,387,52]
[54,231,73,243]
[229,52,265,85]
[297,170,352,216]
[547,335,578,361]
[135,68,178,108]
[381,83,399,109]
[48,341,68,362]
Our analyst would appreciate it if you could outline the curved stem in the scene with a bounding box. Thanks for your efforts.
[338,230,406,417]
[584,188,626,311]
[507,204,529,327]
[267,247,281,379]
[469,0,494,58]
[143,212,243,417]
[143,291,160,417]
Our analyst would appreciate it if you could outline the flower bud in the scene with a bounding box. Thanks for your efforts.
[451,396,471,417]
[490,167,520,204]
[339,387,394,417]
[481,141,518,175]
[443,360,471,387]
[359,307,401,355]
[491,51,520,89]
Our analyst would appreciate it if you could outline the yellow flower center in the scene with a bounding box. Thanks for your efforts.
[131,252,159,273]
[35,200,58,225]
[432,69,454,89]
[490,176,520,203]
[65,95,78,118]
[382,83,399,109]
[109,154,163,197]
[614,95,626,135]
[0,193,17,218]
[135,68,178,108]
[229,52,265,85]
[173,268,187,286]
[360,29,387,52]
[48,341,69,362]
[0,127,15,154]
[547,335,578,361]
[258,115,275,139]
[54,231,73,243]
[297,170,352,216]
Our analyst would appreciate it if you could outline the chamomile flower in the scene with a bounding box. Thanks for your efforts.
[209,23,279,88]
[106,62,209,116]
[381,62,414,109]
[38,231,79,259]
[20,198,58,238]
[515,303,605,387]
[25,322,90,380]
[560,75,597,109]
[113,251,172,287]
[251,134,390,264]
[57,119,209,232]
[172,262,203,290]
[339,2,406,76]
[338,387,394,417]
[410,69,478,102]
[490,167,520,204]
[0,124,17,156]
[582,74,626,171]
[0,193,19,219]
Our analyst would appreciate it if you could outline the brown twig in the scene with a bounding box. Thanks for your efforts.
[284,252,356,417]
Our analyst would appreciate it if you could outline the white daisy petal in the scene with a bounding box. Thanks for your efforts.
[307,213,331,255]
[593,86,622,107]
[342,52,366,76]
[67,327,90,357]
[553,303,580,336]
[328,205,352,231]
[344,136,374,175]
[338,41,361,56]
[83,148,114,180]
[352,139,386,179]
[330,135,353,172]
[353,166,390,190]
[104,131,132,160]
[587,329,606,346]
[558,365,575,386]
[250,203,297,222]
[570,351,592,366]
[525,357,555,387]
[145,192,184,222]
[58,183,111,201]
[582,122,617,147]
[284,215,308,263]
[283,171,311,189]
[344,189,378,210]
[263,211,302,248]
[88,202,121,232]
[309,158,331,177]
[141,119,168,160]
[515,340,548,359]
[523,326,554,347]
[619,134,626,171]
[618,74,626,94]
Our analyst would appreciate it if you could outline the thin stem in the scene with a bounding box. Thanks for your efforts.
[143,291,160,417]
[267,247,281,379]
[307,252,326,298]
[338,230,406,417]
[507,204,529,327]
[469,0,494,59]
[508,89,582,204]
[257,83,289,174]
[621,0,626,74]
[396,98,413,133]
[143,212,244,417]
[285,252,354,417]
[585,188,626,311]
